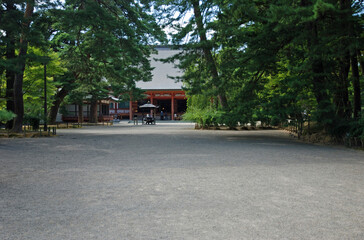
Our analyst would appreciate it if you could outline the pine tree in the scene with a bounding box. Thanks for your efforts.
[51,0,165,123]
[153,0,229,110]
[1,0,59,132]
[1,1,23,129]
[177,0,363,134]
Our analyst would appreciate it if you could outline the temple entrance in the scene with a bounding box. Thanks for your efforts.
[156,100,171,120]
[157,100,171,113]
[129,90,187,121]
[177,99,187,113]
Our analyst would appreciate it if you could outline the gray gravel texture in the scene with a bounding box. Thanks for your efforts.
[1,122,364,240]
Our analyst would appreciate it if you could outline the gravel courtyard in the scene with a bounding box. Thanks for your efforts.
[1,122,364,240]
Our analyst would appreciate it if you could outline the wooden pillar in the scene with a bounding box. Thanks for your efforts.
[171,94,175,120]
[175,99,178,119]
[129,99,133,120]
[150,93,154,117]
[99,101,102,122]
[150,93,154,104]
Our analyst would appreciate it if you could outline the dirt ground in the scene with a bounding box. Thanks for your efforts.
[1,122,364,239]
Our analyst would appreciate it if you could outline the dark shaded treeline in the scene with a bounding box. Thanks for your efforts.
[153,0,363,138]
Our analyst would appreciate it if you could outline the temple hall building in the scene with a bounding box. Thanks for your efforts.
[62,46,187,122]
[130,46,186,120]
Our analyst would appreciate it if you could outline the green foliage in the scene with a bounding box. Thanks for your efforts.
[1,0,65,130]
[183,106,223,128]
[0,109,16,123]
[219,112,240,128]
[2,0,362,137]
[349,117,364,138]
[52,0,166,103]
[330,116,364,139]
[23,47,66,122]
[183,95,223,127]
[153,0,229,108]
[161,0,363,140]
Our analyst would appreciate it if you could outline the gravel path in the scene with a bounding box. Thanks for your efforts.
[1,122,364,240]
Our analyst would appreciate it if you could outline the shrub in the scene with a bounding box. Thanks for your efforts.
[220,112,239,128]
[183,107,224,128]
[349,117,364,138]
[0,110,16,123]
[270,116,281,126]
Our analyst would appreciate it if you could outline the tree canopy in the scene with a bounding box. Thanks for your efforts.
[1,0,165,129]
[1,0,363,140]
[153,0,363,139]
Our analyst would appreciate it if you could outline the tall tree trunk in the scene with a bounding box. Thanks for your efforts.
[49,87,68,124]
[351,54,361,118]
[191,0,228,109]
[309,21,334,126]
[12,0,35,132]
[89,99,98,123]
[334,53,351,119]
[359,51,364,76]
[341,0,360,118]
[301,0,336,127]
[4,1,16,129]
[78,104,83,123]
[5,37,15,130]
